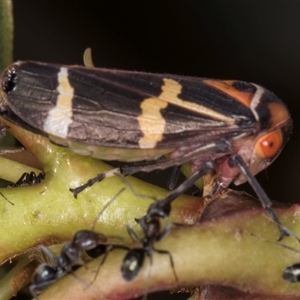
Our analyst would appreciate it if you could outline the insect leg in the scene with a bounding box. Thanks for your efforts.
[229,154,299,242]
[29,284,40,300]
[156,223,173,242]
[167,166,181,190]
[39,245,58,264]
[126,224,143,244]
[121,139,231,175]
[70,139,231,198]
[9,172,30,187]
[70,168,121,198]
[89,244,131,285]
[88,245,113,285]
[153,248,178,282]
[162,161,214,205]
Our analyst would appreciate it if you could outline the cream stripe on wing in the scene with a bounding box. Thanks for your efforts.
[138,97,168,148]
[138,78,234,149]
[43,67,74,138]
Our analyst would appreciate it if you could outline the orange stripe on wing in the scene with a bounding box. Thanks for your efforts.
[204,79,253,108]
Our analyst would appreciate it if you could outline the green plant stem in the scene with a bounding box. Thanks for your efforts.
[39,206,300,299]
[0,258,37,300]
[0,0,13,73]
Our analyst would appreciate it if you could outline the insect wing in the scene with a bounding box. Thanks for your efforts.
[1,62,255,152]
[1,61,293,184]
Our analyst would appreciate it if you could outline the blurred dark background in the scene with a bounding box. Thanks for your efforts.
[9,1,300,299]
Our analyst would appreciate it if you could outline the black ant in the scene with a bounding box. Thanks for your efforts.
[251,233,300,284]
[8,171,45,188]
[121,215,175,282]
[29,188,124,299]
[280,244,300,283]
[0,172,45,206]
[30,230,107,298]
[283,262,300,283]
[120,162,212,282]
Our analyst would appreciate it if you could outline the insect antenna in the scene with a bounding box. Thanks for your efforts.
[91,187,126,230]
[87,187,126,286]
[0,191,14,205]
[251,233,300,283]
[273,243,300,283]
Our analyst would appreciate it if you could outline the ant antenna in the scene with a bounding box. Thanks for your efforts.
[251,233,300,283]
[92,187,126,230]
[0,191,14,205]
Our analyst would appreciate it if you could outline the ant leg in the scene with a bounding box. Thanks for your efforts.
[154,248,178,282]
[157,223,172,241]
[39,245,58,264]
[126,225,142,244]
[69,140,228,198]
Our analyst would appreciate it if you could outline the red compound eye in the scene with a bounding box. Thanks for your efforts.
[255,130,283,158]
